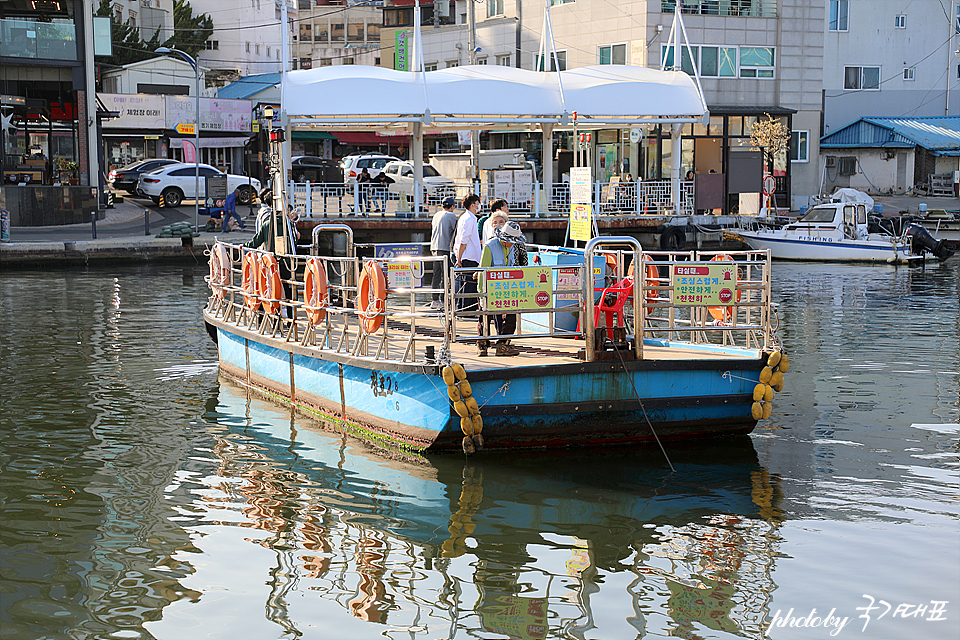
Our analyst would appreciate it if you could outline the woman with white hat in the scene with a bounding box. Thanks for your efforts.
[476,220,526,357]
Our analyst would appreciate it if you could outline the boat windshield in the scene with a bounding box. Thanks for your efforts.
[798,206,837,223]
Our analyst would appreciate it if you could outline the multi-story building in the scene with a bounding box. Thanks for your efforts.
[107,0,175,43]
[378,0,823,211]
[293,0,383,69]
[1,0,102,225]
[822,0,958,135]
[192,0,297,83]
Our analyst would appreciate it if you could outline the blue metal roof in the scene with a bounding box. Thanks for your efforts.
[821,116,960,156]
[218,73,281,100]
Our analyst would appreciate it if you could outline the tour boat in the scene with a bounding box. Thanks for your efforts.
[730,202,954,263]
[202,225,788,455]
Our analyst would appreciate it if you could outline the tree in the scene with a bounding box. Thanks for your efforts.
[750,114,790,172]
[95,0,211,66]
[164,0,214,60]
[96,0,160,65]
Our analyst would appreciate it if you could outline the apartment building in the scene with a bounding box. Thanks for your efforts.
[822,0,959,132]
[192,0,296,81]
[107,0,175,43]
[293,0,383,69]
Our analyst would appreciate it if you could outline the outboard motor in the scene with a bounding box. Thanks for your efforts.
[905,223,955,261]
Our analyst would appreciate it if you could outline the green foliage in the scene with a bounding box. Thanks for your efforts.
[165,0,214,59]
[95,0,211,67]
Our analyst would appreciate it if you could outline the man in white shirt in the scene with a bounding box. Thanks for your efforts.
[453,193,482,315]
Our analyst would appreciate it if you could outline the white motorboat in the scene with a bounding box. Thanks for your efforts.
[731,202,954,263]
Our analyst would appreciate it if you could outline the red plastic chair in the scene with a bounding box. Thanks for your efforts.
[594,275,635,329]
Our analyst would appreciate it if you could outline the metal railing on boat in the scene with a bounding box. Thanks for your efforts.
[205,236,775,366]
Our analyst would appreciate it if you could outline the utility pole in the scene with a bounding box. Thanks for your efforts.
[948,0,955,116]
[467,0,479,182]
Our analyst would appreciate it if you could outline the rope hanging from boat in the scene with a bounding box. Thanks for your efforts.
[611,346,675,473]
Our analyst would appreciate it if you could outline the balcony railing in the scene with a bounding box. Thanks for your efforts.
[0,18,78,61]
[661,0,778,18]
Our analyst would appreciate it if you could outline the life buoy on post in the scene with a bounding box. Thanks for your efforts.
[208,242,231,299]
[356,260,387,333]
[241,251,261,310]
[707,254,741,324]
[627,254,661,304]
[259,254,284,315]
[303,257,329,324]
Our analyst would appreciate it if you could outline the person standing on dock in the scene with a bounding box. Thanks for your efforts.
[454,193,483,317]
[477,221,525,357]
[429,196,458,310]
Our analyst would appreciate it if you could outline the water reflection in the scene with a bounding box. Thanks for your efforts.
[147,382,785,639]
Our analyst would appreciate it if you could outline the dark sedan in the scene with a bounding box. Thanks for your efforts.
[108,159,180,195]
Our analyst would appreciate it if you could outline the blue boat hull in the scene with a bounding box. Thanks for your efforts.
[209,316,764,453]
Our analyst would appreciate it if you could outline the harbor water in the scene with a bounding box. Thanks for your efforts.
[1,261,957,640]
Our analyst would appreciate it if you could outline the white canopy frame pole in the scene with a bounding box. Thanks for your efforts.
[664,5,707,215]
[413,0,427,215]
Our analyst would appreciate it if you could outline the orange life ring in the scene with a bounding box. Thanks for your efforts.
[259,253,284,315]
[707,254,741,323]
[627,254,661,304]
[356,260,387,333]
[208,242,231,299]
[303,257,329,324]
[241,251,261,310]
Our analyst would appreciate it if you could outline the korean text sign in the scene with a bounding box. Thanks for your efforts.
[484,267,553,311]
[672,262,737,306]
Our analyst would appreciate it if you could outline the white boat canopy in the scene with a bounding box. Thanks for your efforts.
[284,64,708,131]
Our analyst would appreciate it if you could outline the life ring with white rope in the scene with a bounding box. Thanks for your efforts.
[241,251,261,311]
[259,253,284,315]
[208,242,231,299]
[356,260,387,333]
[303,257,329,324]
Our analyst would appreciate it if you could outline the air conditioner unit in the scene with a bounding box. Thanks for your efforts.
[825,156,836,168]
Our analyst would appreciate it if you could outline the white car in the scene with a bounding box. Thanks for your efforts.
[137,163,261,208]
[341,153,399,183]
[381,161,456,200]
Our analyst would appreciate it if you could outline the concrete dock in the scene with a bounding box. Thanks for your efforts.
[3,190,957,268]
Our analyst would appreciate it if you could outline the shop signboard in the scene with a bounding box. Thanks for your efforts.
[165,97,253,133]
[100,93,165,129]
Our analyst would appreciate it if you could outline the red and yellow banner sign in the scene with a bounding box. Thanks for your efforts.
[484,266,553,311]
[672,262,737,306]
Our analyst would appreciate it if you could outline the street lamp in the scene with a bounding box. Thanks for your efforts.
[155,46,201,231]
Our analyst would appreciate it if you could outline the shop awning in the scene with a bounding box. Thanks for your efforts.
[292,130,337,141]
[334,131,410,146]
